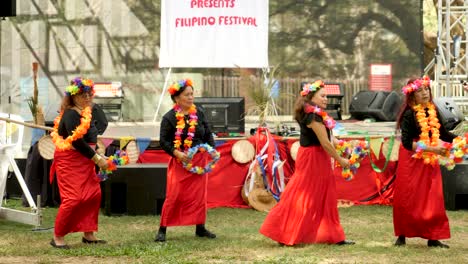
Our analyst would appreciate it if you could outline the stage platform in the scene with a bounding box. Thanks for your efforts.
[13,116,396,159]
[101,117,397,140]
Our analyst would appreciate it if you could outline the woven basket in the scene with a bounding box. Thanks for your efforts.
[125,140,140,164]
[248,188,277,212]
[231,139,255,164]
[38,135,55,160]
[241,164,264,206]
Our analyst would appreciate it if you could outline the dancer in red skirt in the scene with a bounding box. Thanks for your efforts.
[50,77,108,249]
[393,76,456,248]
[155,78,216,242]
[260,80,354,246]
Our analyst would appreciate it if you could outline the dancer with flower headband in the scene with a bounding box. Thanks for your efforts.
[260,80,354,246]
[393,76,456,248]
[49,77,109,249]
[155,78,216,242]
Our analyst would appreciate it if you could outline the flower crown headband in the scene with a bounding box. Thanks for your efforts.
[401,76,431,95]
[168,78,193,95]
[65,77,95,96]
[301,80,325,96]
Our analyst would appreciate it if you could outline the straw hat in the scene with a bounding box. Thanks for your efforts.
[241,163,264,205]
[125,140,140,164]
[241,183,250,206]
[38,135,55,160]
[231,139,255,164]
[248,188,278,212]
[290,141,300,161]
[381,137,400,161]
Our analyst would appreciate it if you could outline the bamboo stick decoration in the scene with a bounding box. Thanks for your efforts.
[32,62,38,110]
[27,62,45,125]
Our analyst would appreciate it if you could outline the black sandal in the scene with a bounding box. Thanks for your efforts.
[82,237,107,244]
[50,239,70,249]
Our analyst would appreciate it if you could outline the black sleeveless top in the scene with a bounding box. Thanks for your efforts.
[298,112,330,147]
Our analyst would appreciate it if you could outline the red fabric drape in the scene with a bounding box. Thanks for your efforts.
[137,150,171,163]
[335,150,397,205]
[205,141,250,208]
[137,139,397,208]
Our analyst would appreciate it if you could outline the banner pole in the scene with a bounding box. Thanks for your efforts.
[153,67,172,122]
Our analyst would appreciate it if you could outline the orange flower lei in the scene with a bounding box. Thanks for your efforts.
[412,102,440,165]
[173,104,198,151]
[51,106,92,151]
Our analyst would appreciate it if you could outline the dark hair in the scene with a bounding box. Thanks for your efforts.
[170,85,193,102]
[60,94,76,112]
[293,87,321,123]
[395,77,433,129]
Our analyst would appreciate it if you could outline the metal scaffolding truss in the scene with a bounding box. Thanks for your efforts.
[434,0,468,97]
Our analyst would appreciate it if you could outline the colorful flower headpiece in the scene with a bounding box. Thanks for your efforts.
[300,80,325,96]
[401,76,431,95]
[65,77,95,96]
[168,78,193,95]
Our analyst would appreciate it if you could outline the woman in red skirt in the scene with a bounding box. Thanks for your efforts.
[260,80,354,246]
[50,77,108,249]
[393,76,456,248]
[155,78,216,242]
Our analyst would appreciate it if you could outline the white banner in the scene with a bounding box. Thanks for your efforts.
[159,0,269,68]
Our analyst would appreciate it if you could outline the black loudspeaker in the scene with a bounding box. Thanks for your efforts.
[441,162,468,210]
[103,164,167,215]
[349,91,402,121]
[0,0,16,17]
[433,97,464,131]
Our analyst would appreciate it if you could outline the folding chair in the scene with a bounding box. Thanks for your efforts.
[0,113,42,227]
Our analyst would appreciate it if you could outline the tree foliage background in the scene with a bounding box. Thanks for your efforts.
[0,0,427,121]
[125,0,423,85]
[267,0,422,84]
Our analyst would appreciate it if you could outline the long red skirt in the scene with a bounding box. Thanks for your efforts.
[393,146,450,240]
[160,152,208,226]
[52,150,101,237]
[260,146,345,245]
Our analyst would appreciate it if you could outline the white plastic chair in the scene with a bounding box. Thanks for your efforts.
[0,113,24,154]
[0,113,41,227]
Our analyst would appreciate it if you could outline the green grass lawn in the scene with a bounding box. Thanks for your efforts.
[1,199,468,263]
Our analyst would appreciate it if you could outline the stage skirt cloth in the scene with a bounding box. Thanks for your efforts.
[160,152,209,227]
[393,145,450,240]
[260,145,345,245]
[51,149,101,237]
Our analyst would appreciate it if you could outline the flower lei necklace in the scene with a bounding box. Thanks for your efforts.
[183,143,220,175]
[304,104,336,129]
[97,150,130,181]
[412,102,441,165]
[173,104,198,151]
[51,106,92,151]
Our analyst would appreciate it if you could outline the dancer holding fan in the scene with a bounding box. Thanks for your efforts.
[49,77,108,249]
[260,80,355,246]
[393,76,456,248]
[155,78,217,242]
